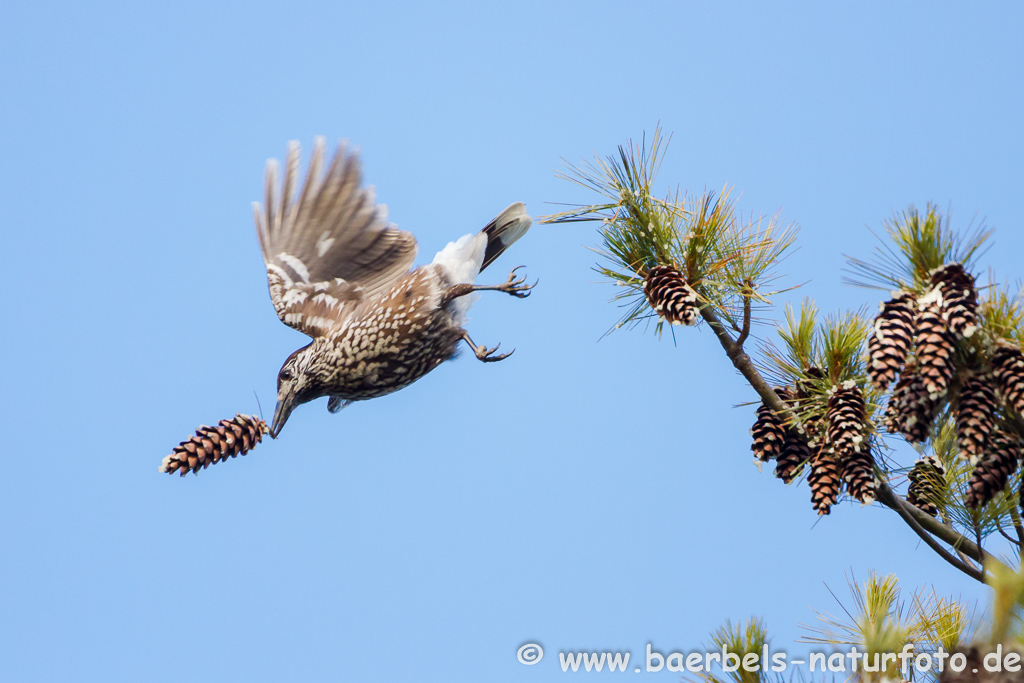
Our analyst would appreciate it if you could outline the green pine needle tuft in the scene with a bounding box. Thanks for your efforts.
[691,618,770,683]
[802,573,916,667]
[819,309,872,386]
[912,588,976,654]
[845,203,991,291]
[758,299,820,385]
[980,278,1024,344]
[800,572,975,679]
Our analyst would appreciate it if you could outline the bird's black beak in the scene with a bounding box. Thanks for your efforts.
[270,396,293,439]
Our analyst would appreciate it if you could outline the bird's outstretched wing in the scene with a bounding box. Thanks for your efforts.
[252,138,418,338]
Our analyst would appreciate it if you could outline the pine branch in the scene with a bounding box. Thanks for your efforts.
[877,484,986,582]
[555,130,1022,585]
[699,300,1006,583]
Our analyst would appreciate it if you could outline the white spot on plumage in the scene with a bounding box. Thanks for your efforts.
[305,315,331,330]
[266,263,295,288]
[315,230,336,258]
[283,288,309,306]
[277,252,311,283]
[312,293,339,308]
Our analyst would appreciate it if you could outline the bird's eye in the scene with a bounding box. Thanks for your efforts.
[280,369,293,382]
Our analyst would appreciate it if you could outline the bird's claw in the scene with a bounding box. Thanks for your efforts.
[475,343,514,362]
[498,266,537,298]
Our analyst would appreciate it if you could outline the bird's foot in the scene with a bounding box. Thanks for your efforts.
[494,266,536,298]
[461,331,515,362]
[473,342,514,363]
[441,267,536,305]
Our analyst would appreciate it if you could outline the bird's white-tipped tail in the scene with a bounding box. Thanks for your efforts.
[431,202,531,323]
[481,202,531,272]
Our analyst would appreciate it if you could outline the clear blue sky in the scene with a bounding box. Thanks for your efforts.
[2,1,1022,680]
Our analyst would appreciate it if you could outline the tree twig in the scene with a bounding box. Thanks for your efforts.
[975,520,986,566]
[1009,506,1024,550]
[698,302,778,403]
[942,510,985,569]
[735,289,752,349]
[998,525,1022,548]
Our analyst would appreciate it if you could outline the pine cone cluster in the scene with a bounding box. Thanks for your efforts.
[863,265,1024,511]
[748,262,1024,516]
[804,442,875,515]
[907,455,946,516]
[965,428,1022,509]
[750,376,875,515]
[867,291,915,390]
[930,263,979,338]
[815,381,877,512]
[873,264,981,446]
[161,414,270,476]
[643,265,698,326]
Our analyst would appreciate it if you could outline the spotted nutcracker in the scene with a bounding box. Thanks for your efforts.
[253,138,534,437]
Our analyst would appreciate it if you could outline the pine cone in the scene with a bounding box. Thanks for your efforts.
[841,445,877,505]
[826,381,866,456]
[914,291,958,400]
[884,364,937,443]
[992,339,1024,416]
[161,414,270,476]
[907,454,946,516]
[643,265,698,326]
[965,428,1022,509]
[750,388,790,463]
[775,429,812,483]
[929,263,979,338]
[808,452,841,515]
[867,290,915,390]
[956,371,999,464]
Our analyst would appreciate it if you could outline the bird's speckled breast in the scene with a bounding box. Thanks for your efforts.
[320,268,463,400]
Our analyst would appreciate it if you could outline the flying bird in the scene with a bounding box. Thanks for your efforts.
[252,138,533,438]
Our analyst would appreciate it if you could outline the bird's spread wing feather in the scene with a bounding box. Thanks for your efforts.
[252,138,418,337]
